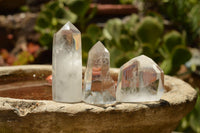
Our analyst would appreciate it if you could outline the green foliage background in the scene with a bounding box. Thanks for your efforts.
[35,0,192,75]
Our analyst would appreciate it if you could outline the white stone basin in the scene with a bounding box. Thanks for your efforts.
[0,65,197,133]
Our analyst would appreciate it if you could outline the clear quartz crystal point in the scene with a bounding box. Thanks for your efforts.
[83,41,116,104]
[116,55,164,102]
[52,21,82,102]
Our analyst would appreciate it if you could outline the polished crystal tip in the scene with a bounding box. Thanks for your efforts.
[52,21,82,102]
[83,41,116,104]
[116,55,164,102]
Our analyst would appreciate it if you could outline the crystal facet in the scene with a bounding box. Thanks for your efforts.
[116,55,164,102]
[83,41,116,104]
[52,22,82,102]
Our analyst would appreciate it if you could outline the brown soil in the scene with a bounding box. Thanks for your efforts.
[0,81,52,100]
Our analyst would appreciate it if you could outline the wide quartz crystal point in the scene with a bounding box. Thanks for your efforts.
[52,21,82,102]
[116,55,164,102]
[83,41,116,104]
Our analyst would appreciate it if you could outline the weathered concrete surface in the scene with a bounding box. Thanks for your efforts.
[0,65,197,133]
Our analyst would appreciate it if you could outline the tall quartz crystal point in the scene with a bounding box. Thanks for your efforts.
[83,41,116,104]
[52,21,82,102]
[116,55,164,102]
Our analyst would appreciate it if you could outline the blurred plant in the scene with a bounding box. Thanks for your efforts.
[163,0,200,46]
[67,0,97,31]
[35,0,96,49]
[0,43,40,65]
[13,43,40,65]
[135,16,163,60]
[176,89,200,133]
[13,51,34,65]
[101,14,191,74]
[143,0,200,47]
[35,0,76,49]
[35,1,192,74]
[160,31,191,74]
[102,14,140,67]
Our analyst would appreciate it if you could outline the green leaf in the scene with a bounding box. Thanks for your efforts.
[119,35,135,51]
[56,10,77,24]
[51,17,58,26]
[46,1,60,10]
[188,4,200,32]
[109,47,122,67]
[103,29,112,40]
[158,47,168,59]
[103,18,122,43]
[136,16,163,46]
[42,10,53,20]
[82,34,93,52]
[68,0,90,17]
[163,31,183,52]
[55,7,67,18]
[86,5,97,22]
[39,33,53,49]
[142,44,154,57]
[36,16,49,29]
[124,14,139,35]
[65,10,77,23]
[160,59,172,74]
[171,47,192,73]
[86,24,101,43]
[172,47,192,67]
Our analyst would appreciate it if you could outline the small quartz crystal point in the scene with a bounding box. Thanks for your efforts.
[116,55,164,102]
[83,41,116,104]
[52,21,82,102]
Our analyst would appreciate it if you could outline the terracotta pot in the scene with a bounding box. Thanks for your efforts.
[0,65,197,133]
[90,4,138,15]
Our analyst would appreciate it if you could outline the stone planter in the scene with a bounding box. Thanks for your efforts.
[0,65,197,133]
